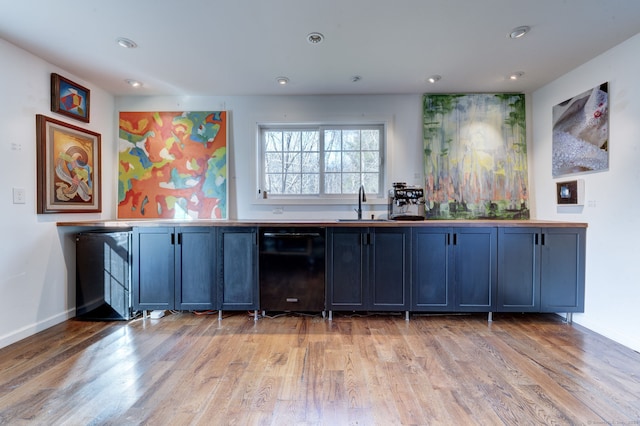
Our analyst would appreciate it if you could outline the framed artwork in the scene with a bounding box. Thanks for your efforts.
[552,82,609,177]
[50,73,90,123]
[423,93,529,220]
[118,111,227,219]
[36,114,101,213]
[556,179,584,205]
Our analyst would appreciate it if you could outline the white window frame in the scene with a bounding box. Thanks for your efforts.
[257,122,386,204]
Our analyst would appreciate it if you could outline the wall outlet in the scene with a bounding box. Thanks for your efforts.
[13,188,26,204]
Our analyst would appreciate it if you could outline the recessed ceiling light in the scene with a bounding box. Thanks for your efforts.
[509,72,525,80]
[509,26,530,39]
[427,75,441,84]
[125,79,142,87]
[307,32,324,44]
[116,37,138,49]
[276,77,289,85]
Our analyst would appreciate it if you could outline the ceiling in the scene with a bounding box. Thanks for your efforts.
[1,0,640,97]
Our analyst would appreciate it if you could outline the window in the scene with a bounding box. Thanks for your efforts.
[259,124,385,200]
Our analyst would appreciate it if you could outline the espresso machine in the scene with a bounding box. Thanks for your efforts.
[388,182,426,221]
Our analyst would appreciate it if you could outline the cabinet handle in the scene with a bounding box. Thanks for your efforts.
[453,233,457,245]
[541,233,546,246]
[535,233,539,245]
[170,232,182,245]
[447,233,450,245]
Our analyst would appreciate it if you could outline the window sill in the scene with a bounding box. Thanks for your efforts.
[252,196,388,206]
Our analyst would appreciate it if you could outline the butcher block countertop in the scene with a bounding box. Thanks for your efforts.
[57,219,588,228]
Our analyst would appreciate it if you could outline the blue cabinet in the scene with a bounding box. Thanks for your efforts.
[370,228,411,310]
[539,228,586,313]
[327,227,410,312]
[411,228,453,311]
[497,227,586,314]
[133,227,217,311]
[327,228,367,310]
[412,227,497,312]
[127,223,584,317]
[217,227,259,311]
[497,227,540,312]
[177,227,217,311]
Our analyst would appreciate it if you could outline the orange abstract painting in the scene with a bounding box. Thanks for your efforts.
[118,111,227,219]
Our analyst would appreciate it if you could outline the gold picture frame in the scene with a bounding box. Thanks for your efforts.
[36,114,101,213]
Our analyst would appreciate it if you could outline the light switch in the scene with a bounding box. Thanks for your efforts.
[13,188,26,204]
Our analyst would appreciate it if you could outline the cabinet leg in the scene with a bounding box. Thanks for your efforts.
[254,310,259,321]
[218,310,223,321]
[488,312,493,322]
[405,311,410,321]
[328,310,333,321]
[143,310,148,319]
[565,312,573,324]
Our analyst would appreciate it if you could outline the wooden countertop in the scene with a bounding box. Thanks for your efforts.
[57,219,588,228]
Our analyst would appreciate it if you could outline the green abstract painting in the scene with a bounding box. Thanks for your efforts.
[423,94,528,220]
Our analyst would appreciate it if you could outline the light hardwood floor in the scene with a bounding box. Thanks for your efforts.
[1,311,639,425]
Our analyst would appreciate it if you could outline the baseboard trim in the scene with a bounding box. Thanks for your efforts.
[0,308,75,349]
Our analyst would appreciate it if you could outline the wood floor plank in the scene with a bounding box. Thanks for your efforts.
[1,312,640,425]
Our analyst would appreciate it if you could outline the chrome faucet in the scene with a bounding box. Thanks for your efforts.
[355,184,367,220]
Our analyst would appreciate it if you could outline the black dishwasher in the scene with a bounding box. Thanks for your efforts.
[259,227,325,312]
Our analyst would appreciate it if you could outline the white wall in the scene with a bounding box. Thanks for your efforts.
[0,39,115,348]
[114,95,425,220]
[531,33,640,352]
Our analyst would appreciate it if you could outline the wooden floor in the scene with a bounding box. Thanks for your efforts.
[1,311,639,425]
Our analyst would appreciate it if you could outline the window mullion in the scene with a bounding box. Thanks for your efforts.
[319,129,326,196]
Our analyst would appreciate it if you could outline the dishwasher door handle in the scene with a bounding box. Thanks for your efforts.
[262,232,322,238]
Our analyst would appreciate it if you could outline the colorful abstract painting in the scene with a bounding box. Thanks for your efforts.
[51,73,90,123]
[423,94,528,220]
[118,111,227,219]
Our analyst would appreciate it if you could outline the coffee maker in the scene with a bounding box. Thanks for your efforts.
[388,182,426,221]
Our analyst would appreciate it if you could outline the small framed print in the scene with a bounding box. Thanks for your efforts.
[556,179,584,206]
[36,114,101,213]
[51,73,90,123]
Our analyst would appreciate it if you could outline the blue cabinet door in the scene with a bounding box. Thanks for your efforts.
[133,227,175,311]
[497,227,540,312]
[327,228,368,310]
[540,228,586,313]
[218,227,258,311]
[453,227,497,312]
[411,227,454,311]
[370,227,410,311]
[175,227,217,311]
